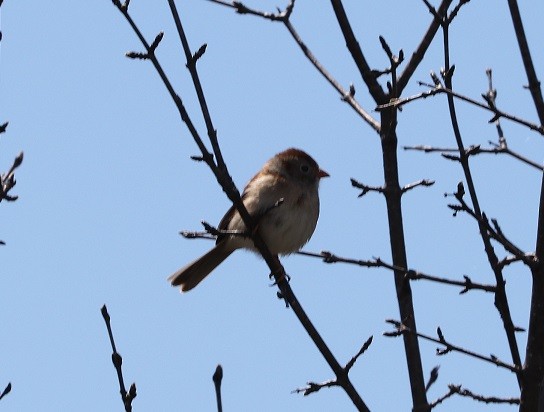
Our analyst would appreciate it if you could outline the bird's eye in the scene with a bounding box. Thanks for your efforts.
[300,164,310,173]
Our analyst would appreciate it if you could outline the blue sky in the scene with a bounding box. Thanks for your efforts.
[1,1,543,411]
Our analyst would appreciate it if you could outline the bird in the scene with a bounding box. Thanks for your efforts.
[169,148,329,292]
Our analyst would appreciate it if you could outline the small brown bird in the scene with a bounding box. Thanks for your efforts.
[169,148,328,292]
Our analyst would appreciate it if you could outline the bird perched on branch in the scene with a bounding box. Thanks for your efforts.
[169,148,328,292]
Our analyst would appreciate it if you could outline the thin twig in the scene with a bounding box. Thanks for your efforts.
[0,383,11,401]
[207,0,380,132]
[384,320,520,373]
[425,366,440,392]
[447,182,536,269]
[429,384,520,409]
[403,141,543,171]
[0,151,23,203]
[402,179,435,194]
[438,12,523,386]
[181,234,498,293]
[376,85,544,135]
[213,365,223,412]
[297,250,497,294]
[101,305,137,412]
[350,178,385,197]
[397,0,454,94]
[292,336,373,396]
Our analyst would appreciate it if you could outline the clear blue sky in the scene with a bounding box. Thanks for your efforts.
[1,1,543,411]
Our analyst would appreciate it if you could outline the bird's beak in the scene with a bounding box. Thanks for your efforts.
[318,169,330,179]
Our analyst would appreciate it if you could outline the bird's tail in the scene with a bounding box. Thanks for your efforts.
[168,242,234,292]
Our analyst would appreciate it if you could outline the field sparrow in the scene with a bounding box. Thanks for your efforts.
[169,148,329,292]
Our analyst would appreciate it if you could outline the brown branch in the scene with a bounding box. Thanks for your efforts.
[507,1,544,409]
[397,0,455,94]
[207,0,380,132]
[376,83,544,135]
[447,182,536,269]
[401,179,435,194]
[298,250,497,294]
[178,231,500,294]
[292,336,373,396]
[385,320,520,374]
[282,19,380,132]
[112,3,370,410]
[329,0,386,103]
[0,383,11,401]
[213,365,223,412]
[438,14,523,387]
[0,150,23,204]
[101,305,137,412]
[350,178,385,197]
[425,366,440,393]
[430,384,520,409]
[507,0,544,125]
[403,140,544,171]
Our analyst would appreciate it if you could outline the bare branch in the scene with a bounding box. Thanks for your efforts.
[208,0,380,132]
[350,178,385,197]
[438,14,523,383]
[401,179,435,194]
[0,383,11,401]
[0,151,23,204]
[345,336,373,372]
[404,140,544,171]
[101,305,137,412]
[213,365,223,412]
[292,379,339,396]
[297,250,497,293]
[425,366,440,392]
[329,0,386,103]
[397,0,455,94]
[385,320,520,373]
[376,82,544,135]
[293,336,373,397]
[112,3,370,410]
[429,384,520,409]
[447,182,536,268]
[447,384,520,405]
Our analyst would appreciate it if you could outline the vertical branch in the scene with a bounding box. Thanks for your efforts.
[213,365,223,412]
[439,8,523,387]
[328,0,435,409]
[379,109,429,411]
[506,2,544,409]
[101,305,137,412]
[506,0,544,125]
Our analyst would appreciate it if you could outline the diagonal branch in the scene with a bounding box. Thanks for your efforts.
[207,0,380,132]
[397,0,455,94]
[447,183,536,269]
[292,336,373,396]
[438,11,523,387]
[385,320,520,374]
[112,2,370,410]
[329,0,386,103]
